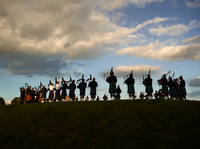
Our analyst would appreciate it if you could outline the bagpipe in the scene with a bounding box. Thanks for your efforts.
[104,67,114,80]
[143,69,151,81]
[123,70,133,83]
[157,70,171,85]
[86,74,92,82]
[76,74,84,84]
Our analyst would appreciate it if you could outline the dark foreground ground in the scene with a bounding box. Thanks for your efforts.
[0,99,200,149]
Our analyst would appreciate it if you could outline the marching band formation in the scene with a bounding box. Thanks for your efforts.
[19,68,187,104]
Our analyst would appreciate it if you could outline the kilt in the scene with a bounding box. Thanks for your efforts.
[145,85,153,93]
[174,87,179,95]
[169,86,176,95]
[26,95,32,101]
[162,85,168,94]
[109,83,116,93]
[179,87,187,98]
[62,89,66,97]
[127,85,135,94]
[56,90,60,98]
[49,90,54,98]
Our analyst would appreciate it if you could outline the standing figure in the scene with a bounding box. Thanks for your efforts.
[55,82,61,101]
[106,67,117,99]
[178,76,187,100]
[20,88,25,104]
[143,74,153,99]
[69,80,76,101]
[89,78,98,101]
[41,85,47,102]
[31,88,36,102]
[168,77,176,99]
[49,84,54,101]
[26,86,32,101]
[61,81,68,100]
[173,79,179,99]
[125,71,135,99]
[159,74,168,98]
[36,89,41,102]
[116,85,122,100]
[77,79,87,101]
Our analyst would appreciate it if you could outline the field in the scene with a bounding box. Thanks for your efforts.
[0,99,200,149]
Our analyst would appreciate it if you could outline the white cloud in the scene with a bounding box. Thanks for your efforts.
[103,65,162,78]
[185,0,200,9]
[182,35,200,44]
[116,41,200,61]
[101,0,164,10]
[149,24,189,36]
[149,20,200,36]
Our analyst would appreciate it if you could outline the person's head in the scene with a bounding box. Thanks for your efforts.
[51,83,53,86]
[163,74,166,78]
[147,74,150,78]
[29,86,31,88]
[179,75,183,80]
[43,85,45,87]
[93,78,95,81]
[64,81,66,84]
[82,79,85,82]
[57,81,59,84]
[72,80,75,83]
[169,77,172,80]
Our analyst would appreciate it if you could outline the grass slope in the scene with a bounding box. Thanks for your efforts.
[0,100,200,149]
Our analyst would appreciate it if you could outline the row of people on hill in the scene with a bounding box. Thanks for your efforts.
[20,68,187,103]
[20,78,99,104]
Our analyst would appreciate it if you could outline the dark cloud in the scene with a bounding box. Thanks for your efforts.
[187,90,200,98]
[0,53,89,78]
[189,78,200,87]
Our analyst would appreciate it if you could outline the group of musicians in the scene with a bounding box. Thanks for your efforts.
[20,68,187,104]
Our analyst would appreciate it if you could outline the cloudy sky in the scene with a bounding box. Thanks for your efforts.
[0,0,200,102]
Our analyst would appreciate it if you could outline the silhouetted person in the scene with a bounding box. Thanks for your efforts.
[159,74,168,98]
[41,85,47,102]
[168,77,176,99]
[106,67,117,99]
[178,76,187,100]
[20,88,25,104]
[143,74,153,99]
[31,88,35,102]
[69,80,76,101]
[26,86,32,101]
[89,78,98,101]
[77,79,87,101]
[116,85,122,100]
[139,92,144,99]
[103,94,108,101]
[125,71,135,99]
[61,81,68,100]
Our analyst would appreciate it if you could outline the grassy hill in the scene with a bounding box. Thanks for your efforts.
[0,99,200,149]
